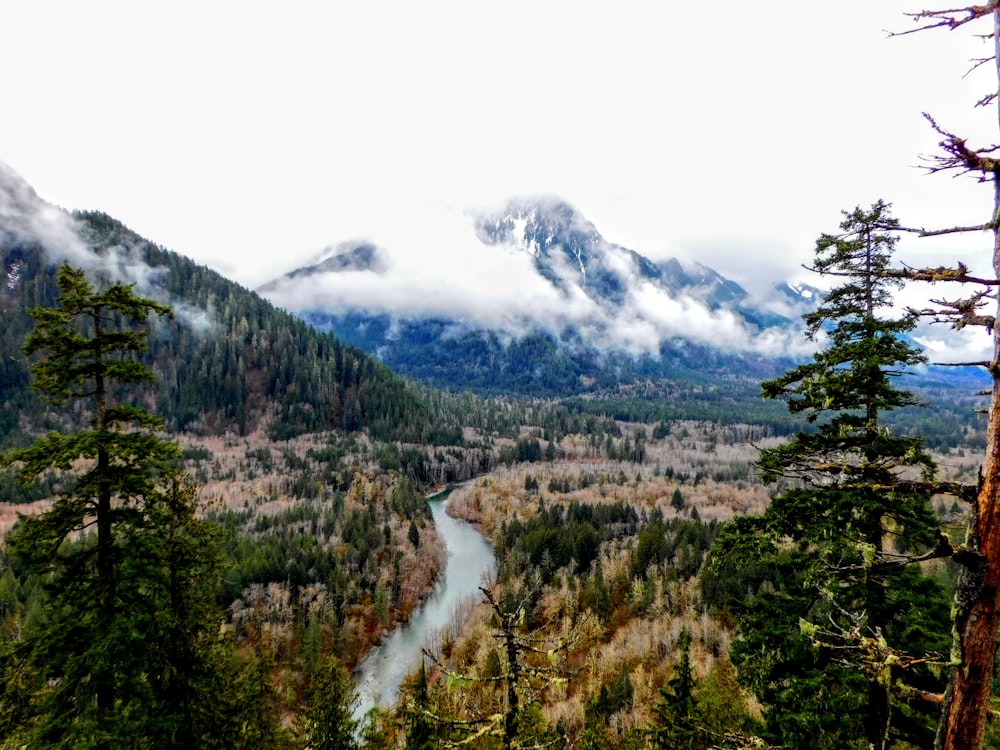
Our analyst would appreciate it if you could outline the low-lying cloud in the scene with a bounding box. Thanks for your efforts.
[261,202,814,359]
[1,161,215,335]
[1,161,93,268]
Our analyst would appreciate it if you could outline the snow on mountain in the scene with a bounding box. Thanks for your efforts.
[259,197,813,359]
[781,281,822,303]
[258,241,389,294]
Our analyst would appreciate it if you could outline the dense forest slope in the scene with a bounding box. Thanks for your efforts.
[0,210,448,447]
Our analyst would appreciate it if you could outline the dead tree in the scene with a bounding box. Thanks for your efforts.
[418,585,584,750]
[889,5,1000,749]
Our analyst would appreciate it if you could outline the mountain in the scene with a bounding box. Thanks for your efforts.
[259,241,390,287]
[0,164,437,447]
[260,197,812,395]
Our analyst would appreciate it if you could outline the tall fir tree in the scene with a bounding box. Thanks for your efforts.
[715,203,952,749]
[296,654,359,750]
[648,629,703,750]
[1,263,241,747]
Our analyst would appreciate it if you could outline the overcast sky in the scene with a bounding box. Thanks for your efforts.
[2,1,998,312]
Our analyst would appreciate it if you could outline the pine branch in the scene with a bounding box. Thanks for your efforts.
[801,607,949,689]
[879,264,1000,288]
[907,307,996,330]
[811,260,1000,285]
[931,360,993,368]
[904,287,997,331]
[891,479,978,501]
[715,732,784,749]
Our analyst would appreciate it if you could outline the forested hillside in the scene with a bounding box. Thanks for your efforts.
[304,311,796,399]
[4,2,1000,740]
[1,211,443,447]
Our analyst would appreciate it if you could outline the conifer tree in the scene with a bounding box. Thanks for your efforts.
[716,203,953,749]
[1,263,231,747]
[297,654,359,750]
[400,661,436,750]
[648,629,702,750]
[418,585,577,749]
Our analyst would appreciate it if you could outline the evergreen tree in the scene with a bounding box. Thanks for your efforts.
[670,487,685,511]
[117,474,234,748]
[2,263,249,747]
[297,654,359,750]
[419,585,576,749]
[400,661,436,750]
[715,204,952,749]
[648,629,703,750]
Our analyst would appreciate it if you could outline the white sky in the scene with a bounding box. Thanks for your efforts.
[2,0,999,310]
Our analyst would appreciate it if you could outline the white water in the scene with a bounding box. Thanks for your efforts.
[352,490,496,722]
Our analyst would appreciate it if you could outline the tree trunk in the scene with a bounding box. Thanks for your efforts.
[937,34,1000,740]
[503,618,519,750]
[938,391,1000,749]
[94,318,113,747]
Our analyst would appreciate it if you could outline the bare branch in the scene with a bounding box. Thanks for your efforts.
[920,113,1000,180]
[905,288,997,331]
[890,4,1000,36]
[811,259,1000,286]
[966,55,998,78]
[883,262,999,285]
[884,222,998,237]
[932,360,994,367]
[976,92,999,108]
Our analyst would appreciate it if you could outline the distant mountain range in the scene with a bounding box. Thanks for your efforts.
[259,196,822,395]
[2,162,984,427]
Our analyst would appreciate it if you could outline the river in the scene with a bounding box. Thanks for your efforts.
[352,487,497,723]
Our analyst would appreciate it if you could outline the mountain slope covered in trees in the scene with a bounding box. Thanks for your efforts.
[1,209,446,447]
[264,196,816,398]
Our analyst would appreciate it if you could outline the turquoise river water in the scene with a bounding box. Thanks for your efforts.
[352,488,497,723]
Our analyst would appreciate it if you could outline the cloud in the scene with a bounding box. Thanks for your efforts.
[261,200,815,359]
[913,322,992,366]
[673,237,810,299]
[0,161,93,268]
[624,281,811,358]
[1,161,215,335]
[263,203,573,329]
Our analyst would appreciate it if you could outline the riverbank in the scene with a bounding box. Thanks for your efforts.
[352,490,497,723]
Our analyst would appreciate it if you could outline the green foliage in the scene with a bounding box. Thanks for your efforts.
[497,501,637,577]
[498,437,543,465]
[695,658,755,741]
[1,264,274,748]
[418,585,577,750]
[583,664,634,747]
[398,662,436,750]
[631,513,719,582]
[1,219,439,445]
[648,629,703,750]
[297,654,359,750]
[713,203,953,749]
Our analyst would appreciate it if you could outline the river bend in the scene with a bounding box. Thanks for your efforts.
[352,489,496,722]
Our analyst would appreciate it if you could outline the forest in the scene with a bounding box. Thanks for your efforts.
[4,3,1000,750]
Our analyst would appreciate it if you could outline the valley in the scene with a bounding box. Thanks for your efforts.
[0,163,993,748]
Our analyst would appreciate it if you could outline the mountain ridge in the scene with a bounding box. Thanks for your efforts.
[0,165,439,446]
[260,196,816,395]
